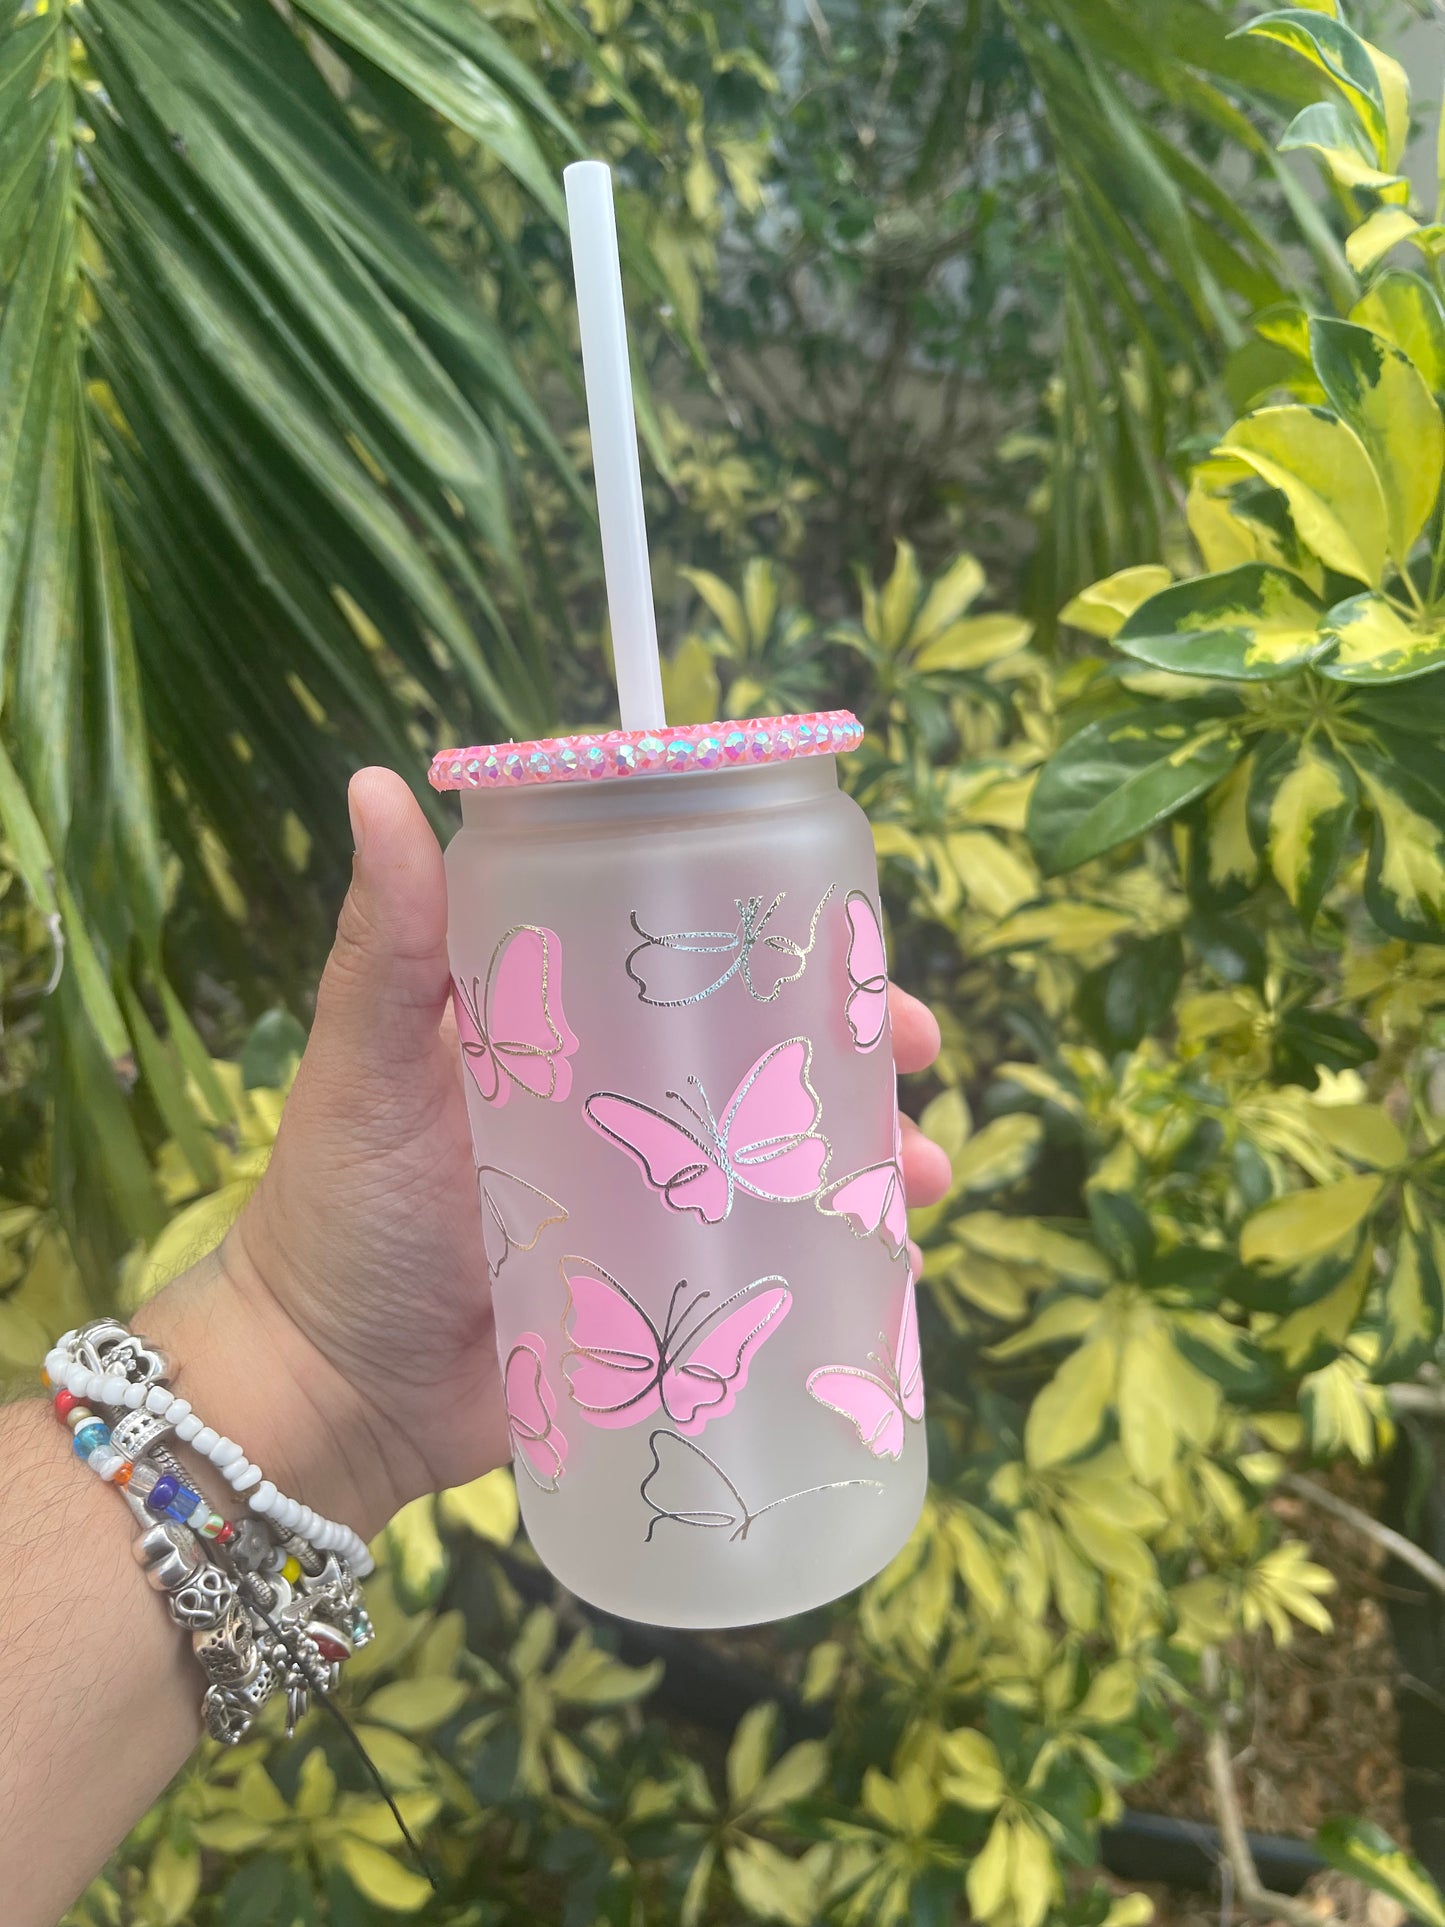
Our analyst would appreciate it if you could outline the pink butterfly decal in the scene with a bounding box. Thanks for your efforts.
[844,891,889,1053]
[562,1257,791,1435]
[504,1334,568,1491]
[817,1105,906,1259]
[807,1277,924,1460]
[452,924,578,1106]
[625,887,834,1008]
[640,1428,882,1544]
[477,1165,568,1282]
[584,1037,831,1224]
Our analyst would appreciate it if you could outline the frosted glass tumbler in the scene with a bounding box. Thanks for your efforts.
[431,713,927,1628]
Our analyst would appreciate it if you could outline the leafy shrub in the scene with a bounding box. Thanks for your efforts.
[7,3,1445,1926]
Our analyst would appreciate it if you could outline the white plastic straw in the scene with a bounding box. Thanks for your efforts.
[564,160,667,732]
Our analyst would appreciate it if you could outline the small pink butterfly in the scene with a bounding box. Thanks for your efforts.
[625,887,834,1008]
[807,1277,924,1460]
[452,924,578,1106]
[844,891,889,1053]
[584,1037,831,1224]
[477,1165,568,1281]
[640,1428,882,1543]
[562,1257,791,1435]
[817,1105,907,1259]
[504,1334,568,1491]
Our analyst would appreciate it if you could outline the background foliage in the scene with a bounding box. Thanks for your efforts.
[5,0,1445,1923]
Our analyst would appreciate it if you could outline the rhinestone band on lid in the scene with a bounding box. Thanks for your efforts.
[428,709,863,792]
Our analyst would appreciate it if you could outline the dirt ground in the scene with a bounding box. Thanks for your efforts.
[1121,1470,1415,1927]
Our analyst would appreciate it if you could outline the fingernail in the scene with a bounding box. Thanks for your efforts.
[347,780,366,855]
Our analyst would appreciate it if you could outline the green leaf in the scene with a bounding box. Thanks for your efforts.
[910,552,985,646]
[1242,11,1395,166]
[1027,704,1243,875]
[1347,206,1420,275]
[1188,754,1263,907]
[1060,565,1173,640]
[660,634,722,726]
[1319,593,1445,685]
[1316,1818,1445,1927]
[1279,100,1407,198]
[1247,736,1358,928]
[1310,319,1444,569]
[1025,1340,1115,1469]
[1112,563,1327,680]
[1220,406,1389,588]
[1375,1192,1444,1380]
[727,1703,777,1808]
[915,613,1033,673]
[363,1674,469,1735]
[333,1836,434,1914]
[1350,739,1445,941]
[950,1115,1044,1196]
[1240,1174,1383,1269]
[1351,271,1445,394]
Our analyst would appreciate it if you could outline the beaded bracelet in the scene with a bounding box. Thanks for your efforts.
[44,1322,372,1574]
[46,1320,373,1742]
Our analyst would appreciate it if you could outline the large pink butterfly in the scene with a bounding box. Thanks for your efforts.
[504,1334,568,1491]
[625,887,834,1008]
[452,924,578,1106]
[562,1258,791,1435]
[640,1428,882,1544]
[817,1104,907,1259]
[844,891,889,1053]
[583,1037,831,1224]
[807,1278,923,1460]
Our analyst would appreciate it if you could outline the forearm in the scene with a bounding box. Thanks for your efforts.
[0,1249,390,1927]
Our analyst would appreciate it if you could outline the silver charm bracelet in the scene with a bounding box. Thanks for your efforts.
[44,1319,373,1743]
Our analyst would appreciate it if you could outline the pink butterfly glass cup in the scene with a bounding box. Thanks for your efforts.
[431,713,927,1628]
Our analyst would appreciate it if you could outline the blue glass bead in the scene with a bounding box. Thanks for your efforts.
[146,1473,179,1513]
[72,1422,109,1459]
[165,1497,200,1525]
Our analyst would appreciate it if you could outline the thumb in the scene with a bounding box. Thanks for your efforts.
[316,767,451,1057]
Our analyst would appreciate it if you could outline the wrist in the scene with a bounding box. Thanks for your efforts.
[139,1245,399,1547]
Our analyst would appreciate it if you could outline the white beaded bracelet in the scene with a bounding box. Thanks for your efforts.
[44,1338,373,1575]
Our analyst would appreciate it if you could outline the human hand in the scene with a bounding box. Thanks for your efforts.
[146,769,952,1544]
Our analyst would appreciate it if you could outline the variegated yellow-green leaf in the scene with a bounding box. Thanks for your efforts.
[940,1728,1007,1810]
[910,551,985,647]
[1240,1173,1383,1269]
[334,1836,435,1913]
[1376,1188,1444,1379]
[1026,704,1243,875]
[946,830,1037,918]
[1348,206,1420,274]
[378,1498,448,1607]
[1024,1339,1114,1469]
[1113,563,1327,681]
[1220,406,1387,587]
[950,1114,1043,1195]
[1317,1819,1445,1927]
[659,633,722,725]
[1060,566,1173,640]
[1242,10,1395,166]
[682,568,748,653]
[1320,593,1445,685]
[877,539,923,651]
[1352,270,1445,394]
[363,1673,469,1734]
[1300,1356,1388,1463]
[1310,319,1444,568]
[915,613,1033,672]
[1188,754,1262,906]
[1279,101,1408,200]
[1247,736,1358,928]
[1350,740,1445,940]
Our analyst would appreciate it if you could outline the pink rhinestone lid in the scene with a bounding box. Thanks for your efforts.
[428,710,863,791]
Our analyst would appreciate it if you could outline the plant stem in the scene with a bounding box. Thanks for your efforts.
[1281,1471,1445,1600]
[1201,1650,1337,1927]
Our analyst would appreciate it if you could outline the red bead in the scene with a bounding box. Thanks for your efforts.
[53,1390,79,1419]
[312,1634,350,1664]
[215,1521,235,1546]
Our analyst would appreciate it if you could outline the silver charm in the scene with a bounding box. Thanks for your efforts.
[193,1600,256,1684]
[170,1565,232,1629]
[70,1319,167,1387]
[202,1653,278,1746]
[132,1520,203,1594]
[109,1409,175,1461]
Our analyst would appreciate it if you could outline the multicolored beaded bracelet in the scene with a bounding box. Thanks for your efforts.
[50,1386,236,1541]
[42,1329,372,1575]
